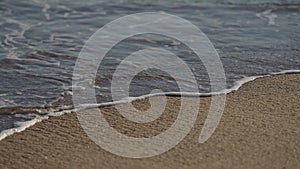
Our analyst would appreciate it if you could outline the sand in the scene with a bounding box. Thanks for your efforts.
[0,74,299,169]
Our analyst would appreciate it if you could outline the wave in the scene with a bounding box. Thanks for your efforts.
[1,69,300,141]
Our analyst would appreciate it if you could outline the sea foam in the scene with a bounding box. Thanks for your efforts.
[0,69,300,141]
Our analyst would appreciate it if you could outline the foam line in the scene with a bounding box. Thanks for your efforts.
[0,69,300,141]
[0,116,47,140]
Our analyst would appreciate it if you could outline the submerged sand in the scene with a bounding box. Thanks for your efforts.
[0,74,299,169]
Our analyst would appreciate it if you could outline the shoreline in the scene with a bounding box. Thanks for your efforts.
[1,70,300,141]
[0,73,300,168]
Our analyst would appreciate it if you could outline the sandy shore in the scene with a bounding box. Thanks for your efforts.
[0,74,299,169]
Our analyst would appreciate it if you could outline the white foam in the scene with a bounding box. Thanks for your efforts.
[0,108,74,141]
[256,9,278,25]
[0,98,17,108]
[42,4,51,20]
[0,116,47,140]
[1,18,41,59]
[0,69,300,141]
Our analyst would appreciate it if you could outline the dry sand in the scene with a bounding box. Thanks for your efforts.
[0,74,299,169]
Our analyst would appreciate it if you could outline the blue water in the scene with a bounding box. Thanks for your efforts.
[0,0,299,132]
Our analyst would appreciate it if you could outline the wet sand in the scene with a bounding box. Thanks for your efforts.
[0,74,299,169]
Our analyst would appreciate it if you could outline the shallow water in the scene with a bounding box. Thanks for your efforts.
[0,0,300,132]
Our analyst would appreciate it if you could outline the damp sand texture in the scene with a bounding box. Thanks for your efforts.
[0,74,299,169]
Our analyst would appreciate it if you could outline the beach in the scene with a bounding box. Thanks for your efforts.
[0,73,299,169]
[0,0,299,168]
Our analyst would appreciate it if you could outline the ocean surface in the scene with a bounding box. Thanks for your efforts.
[0,0,300,138]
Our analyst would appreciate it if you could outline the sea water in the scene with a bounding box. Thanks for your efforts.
[0,0,299,139]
